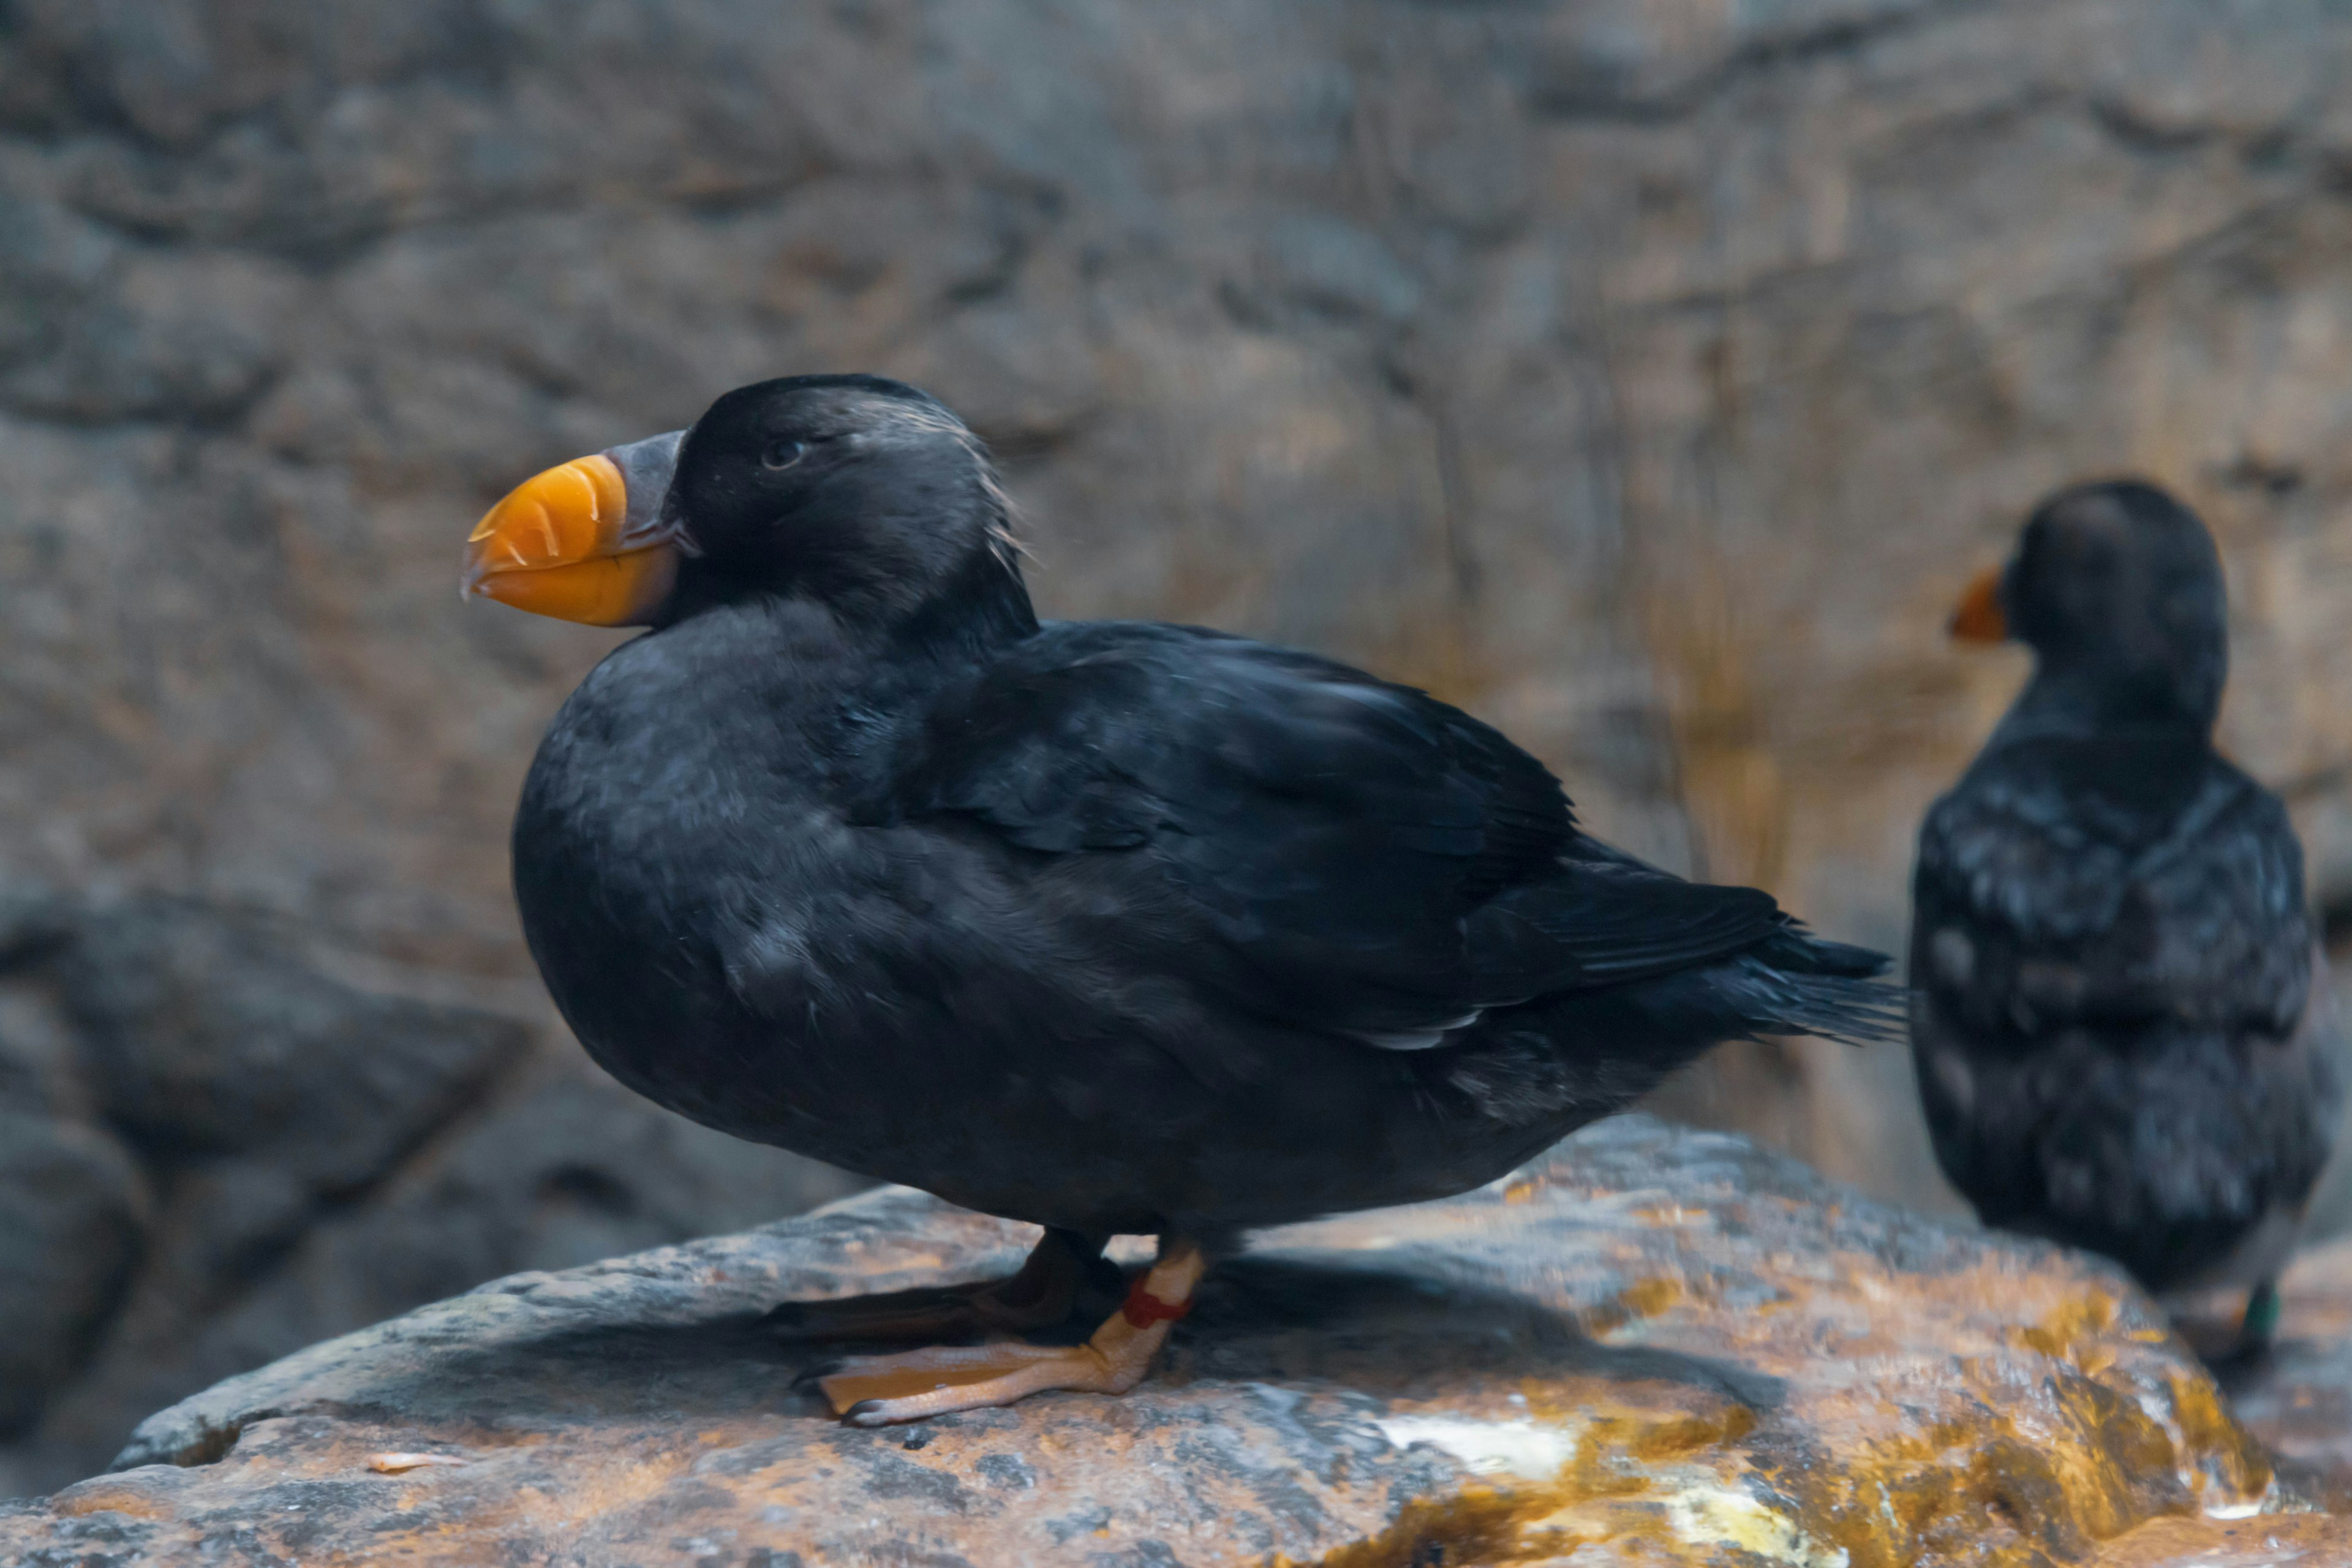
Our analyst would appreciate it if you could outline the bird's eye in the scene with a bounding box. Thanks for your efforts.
[761,439,807,471]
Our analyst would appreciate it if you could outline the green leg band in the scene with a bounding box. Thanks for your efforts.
[2242,1280,2282,1348]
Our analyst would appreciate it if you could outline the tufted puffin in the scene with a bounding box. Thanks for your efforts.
[1913,479,2343,1354]
[463,374,1897,1423]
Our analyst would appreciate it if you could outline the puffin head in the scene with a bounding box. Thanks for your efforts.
[463,374,1033,638]
[1950,478,2228,727]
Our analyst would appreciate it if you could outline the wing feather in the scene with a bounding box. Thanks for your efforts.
[895,622,1801,1047]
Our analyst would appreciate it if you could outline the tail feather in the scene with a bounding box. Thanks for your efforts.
[1722,956,1908,1047]
[1719,915,1907,1044]
[1751,922,1893,979]
[1503,948,1904,1095]
[1591,933,1905,1050]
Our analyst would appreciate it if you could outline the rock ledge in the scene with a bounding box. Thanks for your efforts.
[2,1117,2332,1566]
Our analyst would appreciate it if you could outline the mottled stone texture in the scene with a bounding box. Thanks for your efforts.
[2087,1514,2352,1567]
[0,1118,2309,1567]
[0,896,861,1498]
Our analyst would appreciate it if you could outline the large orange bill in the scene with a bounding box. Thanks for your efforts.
[463,438,681,626]
[1948,565,2008,643]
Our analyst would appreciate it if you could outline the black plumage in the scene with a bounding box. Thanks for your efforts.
[1912,480,2342,1335]
[474,374,1896,1419]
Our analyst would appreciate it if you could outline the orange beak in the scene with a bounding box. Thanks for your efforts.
[462,442,681,627]
[1948,566,2009,644]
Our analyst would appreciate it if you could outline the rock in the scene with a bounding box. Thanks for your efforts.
[58,896,529,1192]
[2087,1513,2352,1567]
[4,894,543,1472]
[1,1063,861,1501]
[0,952,89,1121]
[0,886,71,970]
[127,1071,875,1392]
[0,894,862,1498]
[0,1117,2317,1566]
[0,1110,145,1436]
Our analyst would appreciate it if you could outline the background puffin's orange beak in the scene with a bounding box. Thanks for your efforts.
[1948,566,2008,644]
[462,454,679,627]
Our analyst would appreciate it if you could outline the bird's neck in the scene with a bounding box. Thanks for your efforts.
[666,543,1039,663]
[614,597,989,812]
[885,542,1041,661]
[1991,657,2220,748]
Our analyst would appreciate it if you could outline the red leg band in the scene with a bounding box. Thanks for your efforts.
[1121,1275,1194,1329]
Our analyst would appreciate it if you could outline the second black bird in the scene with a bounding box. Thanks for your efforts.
[1914,479,2343,1354]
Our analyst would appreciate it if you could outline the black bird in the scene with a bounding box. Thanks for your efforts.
[462,374,1896,1423]
[1913,480,2343,1353]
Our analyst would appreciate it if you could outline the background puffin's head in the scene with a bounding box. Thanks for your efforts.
[1955,478,2228,726]
[464,374,1031,638]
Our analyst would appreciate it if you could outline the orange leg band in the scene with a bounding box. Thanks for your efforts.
[1121,1275,1193,1328]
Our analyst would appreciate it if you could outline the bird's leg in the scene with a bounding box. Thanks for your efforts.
[2238,1278,2282,1357]
[767,1226,1109,1343]
[807,1235,1208,1427]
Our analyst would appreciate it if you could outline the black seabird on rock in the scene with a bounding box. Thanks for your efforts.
[1913,479,2343,1354]
[462,373,1898,1423]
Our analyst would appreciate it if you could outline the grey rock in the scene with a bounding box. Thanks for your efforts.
[0,1110,145,1437]
[190,1071,872,1362]
[1,1058,858,1496]
[0,249,301,424]
[0,186,118,371]
[59,897,529,1191]
[0,982,86,1120]
[1256,214,1425,326]
[0,885,72,970]
[0,884,864,1496]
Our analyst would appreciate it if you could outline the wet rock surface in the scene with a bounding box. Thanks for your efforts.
[0,1117,2320,1567]
[2086,1513,2352,1567]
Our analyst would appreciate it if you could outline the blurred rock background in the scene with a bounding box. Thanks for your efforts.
[6,0,2352,1496]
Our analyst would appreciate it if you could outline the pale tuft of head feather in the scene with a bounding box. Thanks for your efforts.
[857,393,1033,575]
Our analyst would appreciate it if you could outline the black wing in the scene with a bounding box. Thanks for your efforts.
[1910,733,2313,1041]
[892,622,1792,1047]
